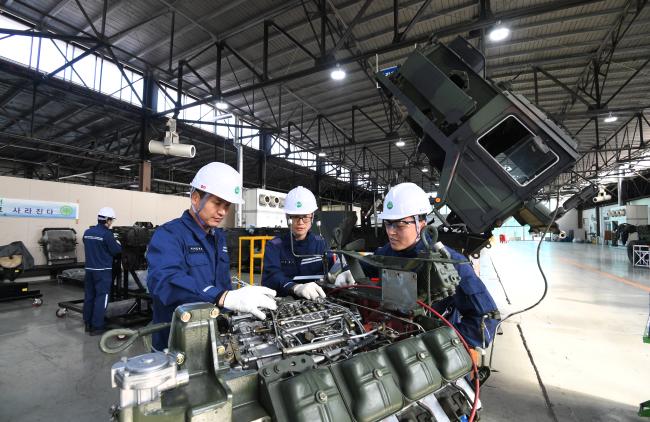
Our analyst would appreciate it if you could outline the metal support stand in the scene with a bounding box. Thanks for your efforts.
[634,245,650,268]
[56,255,151,325]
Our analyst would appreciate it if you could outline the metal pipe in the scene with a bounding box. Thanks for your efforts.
[57,171,93,180]
[152,178,190,188]
[282,337,347,355]
[235,114,244,228]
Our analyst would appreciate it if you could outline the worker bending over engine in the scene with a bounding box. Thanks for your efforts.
[349,182,499,348]
[147,162,277,350]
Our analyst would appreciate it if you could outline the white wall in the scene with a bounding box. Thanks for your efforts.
[0,176,191,265]
[582,208,597,235]
[628,197,650,221]
[556,208,579,233]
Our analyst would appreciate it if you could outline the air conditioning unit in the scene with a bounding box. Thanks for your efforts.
[244,189,287,228]
[259,194,272,207]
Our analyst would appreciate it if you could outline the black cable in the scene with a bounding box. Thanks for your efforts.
[501,186,561,323]
[488,186,562,368]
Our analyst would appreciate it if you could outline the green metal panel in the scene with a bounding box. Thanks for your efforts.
[384,337,443,400]
[332,350,404,422]
[421,327,473,380]
[279,368,351,422]
[399,52,476,125]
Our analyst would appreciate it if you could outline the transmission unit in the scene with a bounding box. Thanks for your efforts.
[376,36,579,234]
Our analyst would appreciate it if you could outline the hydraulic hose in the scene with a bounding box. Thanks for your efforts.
[99,322,170,354]
[329,284,479,422]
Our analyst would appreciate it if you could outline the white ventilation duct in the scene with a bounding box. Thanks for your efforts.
[148,118,196,158]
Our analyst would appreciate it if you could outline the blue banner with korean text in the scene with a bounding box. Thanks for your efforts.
[0,198,79,219]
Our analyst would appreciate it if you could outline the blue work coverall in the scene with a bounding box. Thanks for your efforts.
[261,232,327,296]
[83,223,122,330]
[146,210,231,350]
[375,240,499,348]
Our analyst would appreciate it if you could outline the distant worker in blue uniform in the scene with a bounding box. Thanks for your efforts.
[347,182,499,348]
[83,207,122,336]
[146,162,277,350]
[262,186,334,300]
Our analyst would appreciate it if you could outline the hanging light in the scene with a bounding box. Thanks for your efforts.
[603,112,618,123]
[330,64,346,80]
[214,98,229,110]
[318,151,327,157]
[395,139,406,147]
[421,167,429,173]
[363,173,370,178]
[488,23,510,42]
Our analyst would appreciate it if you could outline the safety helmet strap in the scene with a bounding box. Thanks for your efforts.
[190,187,212,228]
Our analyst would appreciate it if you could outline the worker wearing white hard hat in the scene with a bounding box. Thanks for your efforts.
[262,186,329,300]
[372,182,499,348]
[82,206,122,335]
[146,162,277,350]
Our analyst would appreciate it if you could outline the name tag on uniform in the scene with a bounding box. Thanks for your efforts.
[189,246,205,253]
[280,259,294,265]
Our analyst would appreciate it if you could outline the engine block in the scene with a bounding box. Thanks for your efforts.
[222,299,369,370]
[111,298,480,422]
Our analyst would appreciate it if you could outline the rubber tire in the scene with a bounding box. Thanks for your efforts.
[32,298,43,307]
[56,308,67,318]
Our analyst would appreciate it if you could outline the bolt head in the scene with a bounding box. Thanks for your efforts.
[316,390,328,403]
[180,311,191,322]
[175,353,185,365]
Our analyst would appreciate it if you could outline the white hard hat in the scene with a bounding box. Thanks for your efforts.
[284,186,318,214]
[378,182,432,220]
[191,162,244,204]
[98,207,116,220]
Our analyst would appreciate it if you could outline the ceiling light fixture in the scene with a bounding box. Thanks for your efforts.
[330,64,346,80]
[363,173,370,178]
[603,112,618,123]
[488,23,510,42]
[214,98,229,110]
[395,139,405,147]
[318,151,327,157]
[421,168,429,173]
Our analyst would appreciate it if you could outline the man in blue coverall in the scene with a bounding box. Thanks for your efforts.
[356,183,499,349]
[262,186,330,299]
[83,206,122,336]
[146,162,277,351]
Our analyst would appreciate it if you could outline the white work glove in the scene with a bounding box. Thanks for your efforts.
[223,285,277,320]
[292,282,326,300]
[333,270,356,287]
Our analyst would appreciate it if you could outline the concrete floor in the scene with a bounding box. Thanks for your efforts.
[480,242,649,422]
[0,242,648,421]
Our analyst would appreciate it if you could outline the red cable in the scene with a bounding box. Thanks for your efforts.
[329,284,480,422]
[416,299,480,422]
